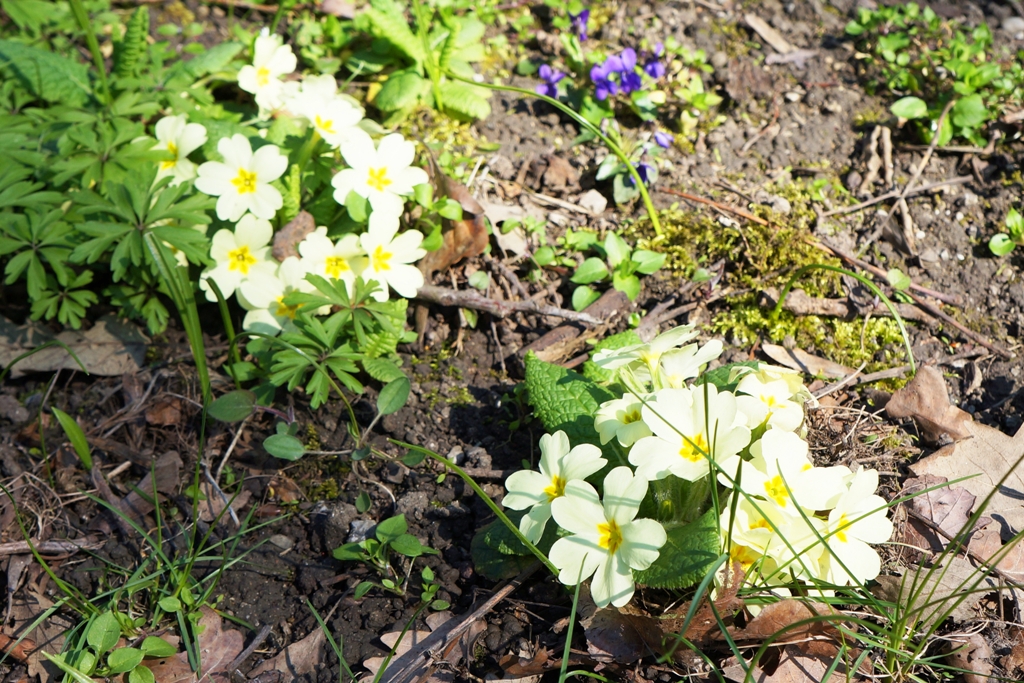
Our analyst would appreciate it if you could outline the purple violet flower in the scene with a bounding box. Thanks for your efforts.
[590,59,620,100]
[626,161,655,186]
[619,48,637,72]
[643,42,666,79]
[654,131,674,148]
[536,64,566,98]
[620,70,642,94]
[570,9,590,42]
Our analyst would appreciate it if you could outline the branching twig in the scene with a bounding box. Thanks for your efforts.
[821,176,972,217]
[415,285,601,324]
[661,188,771,226]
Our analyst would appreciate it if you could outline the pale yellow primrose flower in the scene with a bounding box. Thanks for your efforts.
[237,30,297,111]
[592,324,699,378]
[238,257,315,335]
[200,214,276,301]
[359,211,426,302]
[594,395,652,447]
[549,467,666,608]
[718,429,850,513]
[331,133,429,215]
[629,385,751,482]
[656,339,724,389]
[502,431,606,544]
[735,373,806,432]
[822,467,893,585]
[288,81,370,149]
[195,135,287,221]
[152,115,207,185]
[298,227,366,293]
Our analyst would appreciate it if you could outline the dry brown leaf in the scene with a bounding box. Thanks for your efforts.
[761,343,853,379]
[362,631,433,678]
[145,396,183,426]
[886,366,972,444]
[722,644,852,683]
[899,475,977,555]
[499,648,551,677]
[197,482,252,524]
[248,624,325,680]
[272,211,316,261]
[418,168,488,276]
[945,633,993,683]
[1000,627,1024,674]
[320,0,355,18]
[729,600,840,643]
[540,155,578,191]
[5,580,69,683]
[0,315,147,378]
[147,607,244,683]
[965,519,1024,582]
[581,605,664,664]
[268,474,304,503]
[872,557,994,627]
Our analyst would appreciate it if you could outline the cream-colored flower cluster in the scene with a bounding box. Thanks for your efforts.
[505,325,893,607]
[145,29,430,334]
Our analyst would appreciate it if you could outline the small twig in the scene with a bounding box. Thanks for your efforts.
[821,176,972,217]
[0,538,103,556]
[526,190,595,216]
[203,465,239,528]
[415,285,600,324]
[661,188,771,226]
[215,415,251,484]
[227,624,274,677]
[905,292,1014,359]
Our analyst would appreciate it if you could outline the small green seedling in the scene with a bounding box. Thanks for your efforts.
[989,208,1024,256]
[569,232,666,309]
[334,514,438,597]
[44,611,176,683]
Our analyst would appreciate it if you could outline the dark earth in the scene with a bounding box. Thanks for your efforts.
[4,0,1024,681]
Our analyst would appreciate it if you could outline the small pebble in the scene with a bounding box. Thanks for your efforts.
[961,191,980,206]
[915,229,926,240]
[940,249,950,260]
[955,211,964,221]
[347,519,375,544]
[711,51,728,69]
[1003,16,1024,33]
[268,534,294,551]
[956,253,965,261]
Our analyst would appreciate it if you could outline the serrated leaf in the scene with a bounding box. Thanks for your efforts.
[524,352,614,452]
[633,509,721,589]
[362,357,405,382]
[439,81,491,121]
[0,39,91,106]
[694,361,760,392]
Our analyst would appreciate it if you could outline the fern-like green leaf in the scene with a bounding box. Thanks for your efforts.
[0,39,91,106]
[438,81,490,121]
[438,21,460,73]
[365,0,425,66]
[113,6,148,79]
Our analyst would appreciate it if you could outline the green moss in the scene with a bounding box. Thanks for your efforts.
[625,184,912,375]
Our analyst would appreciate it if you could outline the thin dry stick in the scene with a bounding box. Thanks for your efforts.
[821,176,972,217]
[661,188,771,226]
[905,291,1013,359]
[215,415,251,484]
[0,538,103,556]
[415,284,600,324]
[879,100,955,227]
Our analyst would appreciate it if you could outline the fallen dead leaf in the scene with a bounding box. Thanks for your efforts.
[540,154,578,191]
[581,604,665,663]
[248,624,325,680]
[1001,626,1024,674]
[5,577,71,683]
[147,607,244,683]
[744,13,794,54]
[418,167,488,276]
[268,474,304,503]
[272,210,316,261]
[945,633,993,683]
[198,481,252,524]
[145,396,183,426]
[872,557,995,627]
[761,343,854,379]
[728,600,841,643]
[899,475,977,555]
[886,366,972,444]
[499,648,550,677]
[722,644,851,683]
[965,519,1024,583]
[0,315,148,378]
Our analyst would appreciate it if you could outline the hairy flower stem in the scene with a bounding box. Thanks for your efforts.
[650,474,711,525]
[445,73,664,236]
[68,0,112,106]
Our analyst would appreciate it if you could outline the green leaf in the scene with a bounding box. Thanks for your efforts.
[524,352,615,452]
[436,197,463,220]
[390,533,437,557]
[157,596,181,613]
[570,257,610,284]
[354,581,374,598]
[0,39,91,106]
[375,70,427,112]
[207,390,256,422]
[263,434,306,461]
[345,190,368,222]
[603,232,631,268]
[52,408,92,470]
[333,542,368,562]
[694,361,760,392]
[582,330,641,383]
[139,637,176,658]
[989,233,1015,256]
[471,526,536,580]
[365,0,425,64]
[468,271,489,290]
[87,612,121,656]
[1006,208,1024,240]
[129,665,155,683]
[889,96,927,120]
[952,94,988,129]
[886,268,910,291]
[571,286,601,312]
[107,648,144,674]
[113,7,149,78]
[377,376,410,415]
[612,272,641,300]
[355,491,372,512]
[439,81,491,121]
[375,514,408,543]
[633,509,721,589]
[632,250,666,275]
[534,246,555,266]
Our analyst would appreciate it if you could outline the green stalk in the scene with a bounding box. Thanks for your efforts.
[68,0,111,106]
[771,263,916,374]
[446,72,663,235]
[206,278,242,390]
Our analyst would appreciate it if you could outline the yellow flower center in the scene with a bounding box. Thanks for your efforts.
[542,475,566,502]
[227,246,257,274]
[315,115,335,134]
[366,166,392,192]
[161,141,178,170]
[760,394,779,409]
[371,245,393,272]
[324,256,350,279]
[638,349,659,371]
[678,433,709,462]
[256,66,271,86]
[597,519,623,555]
[749,517,772,531]
[834,514,850,543]
[764,475,791,508]
[729,543,760,569]
[621,409,642,425]
[231,168,258,194]
[274,295,299,319]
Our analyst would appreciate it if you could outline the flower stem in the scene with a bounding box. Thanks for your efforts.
[68,0,112,106]
[445,72,663,236]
